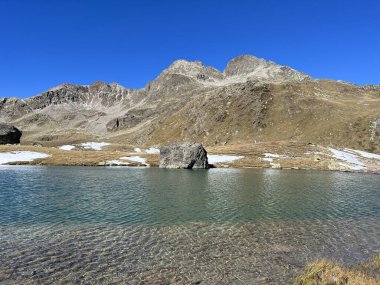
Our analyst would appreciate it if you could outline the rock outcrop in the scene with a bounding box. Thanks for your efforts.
[159,142,209,169]
[26,82,132,110]
[224,55,311,82]
[370,117,380,145]
[0,123,22,144]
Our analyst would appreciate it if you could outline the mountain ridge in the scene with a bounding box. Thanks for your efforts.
[0,55,379,153]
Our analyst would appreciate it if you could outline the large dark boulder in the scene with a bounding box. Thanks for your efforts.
[0,124,22,144]
[159,142,209,169]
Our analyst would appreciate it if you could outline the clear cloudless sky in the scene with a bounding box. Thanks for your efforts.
[0,0,379,98]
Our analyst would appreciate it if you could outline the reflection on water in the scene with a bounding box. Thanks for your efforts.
[0,166,379,283]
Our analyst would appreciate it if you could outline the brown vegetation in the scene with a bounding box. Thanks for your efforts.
[295,254,380,285]
[1,141,380,173]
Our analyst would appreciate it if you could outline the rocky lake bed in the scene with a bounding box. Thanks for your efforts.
[1,166,380,284]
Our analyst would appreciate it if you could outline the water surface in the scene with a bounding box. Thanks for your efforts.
[0,166,379,284]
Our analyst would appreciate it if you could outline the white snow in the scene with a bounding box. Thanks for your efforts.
[105,156,149,166]
[81,142,110,151]
[134,148,142,153]
[120,156,149,166]
[59,145,75,151]
[0,151,50,165]
[344,148,380,160]
[105,160,130,166]
[328,148,366,170]
[208,155,243,164]
[262,153,289,168]
[145,147,160,154]
[263,153,288,158]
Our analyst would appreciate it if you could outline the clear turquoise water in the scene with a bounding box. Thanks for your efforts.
[0,166,379,284]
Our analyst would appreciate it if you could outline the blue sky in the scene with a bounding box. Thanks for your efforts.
[0,0,379,98]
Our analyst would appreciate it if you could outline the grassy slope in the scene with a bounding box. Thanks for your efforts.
[139,80,380,153]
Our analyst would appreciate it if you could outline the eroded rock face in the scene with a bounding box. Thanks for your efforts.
[26,82,132,110]
[0,124,22,144]
[159,142,209,169]
[370,117,380,144]
[106,108,158,131]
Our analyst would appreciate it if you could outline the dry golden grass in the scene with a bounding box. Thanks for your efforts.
[208,141,333,170]
[136,80,380,154]
[295,254,380,285]
[1,141,380,173]
[0,145,159,167]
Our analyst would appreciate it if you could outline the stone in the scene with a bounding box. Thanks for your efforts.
[0,123,22,144]
[370,117,380,143]
[159,142,209,169]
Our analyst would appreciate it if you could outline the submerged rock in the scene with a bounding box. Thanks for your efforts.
[159,142,209,169]
[0,123,22,144]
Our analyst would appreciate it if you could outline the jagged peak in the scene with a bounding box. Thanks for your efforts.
[168,59,203,69]
[109,82,123,87]
[158,59,224,84]
[47,83,80,92]
[224,54,311,82]
[224,55,277,76]
[165,59,210,76]
[90,81,108,87]
[159,55,311,85]
[46,81,128,94]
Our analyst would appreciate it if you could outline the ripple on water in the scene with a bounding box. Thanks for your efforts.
[1,219,380,284]
[0,167,380,283]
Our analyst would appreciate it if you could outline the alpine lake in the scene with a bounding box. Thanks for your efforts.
[0,166,379,284]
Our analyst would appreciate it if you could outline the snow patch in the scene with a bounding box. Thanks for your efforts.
[106,160,130,166]
[145,147,160,154]
[262,153,288,168]
[328,148,366,170]
[134,148,142,153]
[344,148,380,160]
[0,151,50,165]
[263,153,288,158]
[106,156,149,166]
[59,145,75,151]
[120,156,149,166]
[81,142,110,151]
[208,155,243,164]
[264,153,288,158]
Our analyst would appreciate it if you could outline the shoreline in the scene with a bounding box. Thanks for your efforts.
[2,162,380,175]
[1,141,380,174]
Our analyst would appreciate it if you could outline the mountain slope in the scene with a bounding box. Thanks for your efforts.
[0,55,379,153]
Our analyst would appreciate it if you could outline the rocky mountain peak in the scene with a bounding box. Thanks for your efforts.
[168,59,203,70]
[224,55,311,82]
[48,83,79,92]
[163,59,224,82]
[154,55,312,88]
[224,55,267,76]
